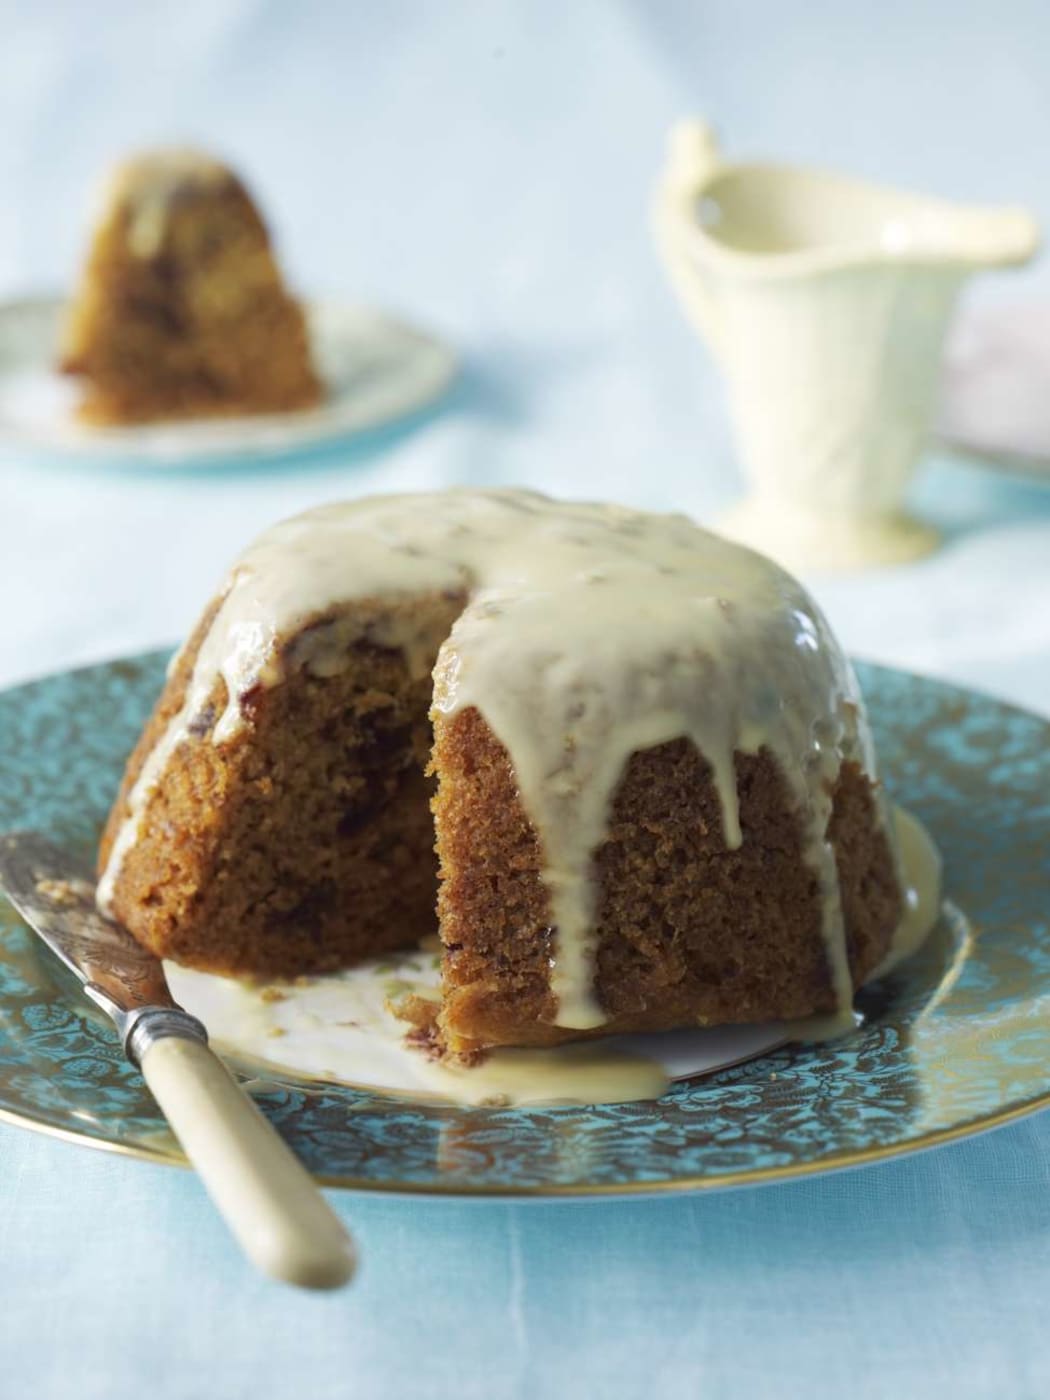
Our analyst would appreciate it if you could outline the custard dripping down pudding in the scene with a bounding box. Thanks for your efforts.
[59,148,322,425]
[97,490,902,1058]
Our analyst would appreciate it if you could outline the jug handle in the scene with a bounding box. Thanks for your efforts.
[652,120,725,359]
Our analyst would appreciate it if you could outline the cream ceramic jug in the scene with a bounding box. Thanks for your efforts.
[654,121,1040,570]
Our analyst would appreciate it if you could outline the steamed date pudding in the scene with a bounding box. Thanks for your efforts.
[59,148,321,425]
[97,489,903,1058]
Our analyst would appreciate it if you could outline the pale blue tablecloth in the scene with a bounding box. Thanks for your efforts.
[2,4,1050,1397]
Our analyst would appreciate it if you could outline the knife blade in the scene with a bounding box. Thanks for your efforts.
[0,830,355,1290]
[0,830,203,1049]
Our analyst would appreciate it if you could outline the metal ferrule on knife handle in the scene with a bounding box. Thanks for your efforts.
[83,986,209,1064]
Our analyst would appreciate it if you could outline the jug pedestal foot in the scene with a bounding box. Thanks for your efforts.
[717,495,940,573]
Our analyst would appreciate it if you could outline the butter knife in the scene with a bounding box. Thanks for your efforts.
[0,831,355,1290]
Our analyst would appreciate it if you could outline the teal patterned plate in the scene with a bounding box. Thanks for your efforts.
[0,653,1047,1196]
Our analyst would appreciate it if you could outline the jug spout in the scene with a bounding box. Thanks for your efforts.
[928,202,1039,269]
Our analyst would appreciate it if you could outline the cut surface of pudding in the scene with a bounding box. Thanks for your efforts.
[59,148,321,425]
[97,490,902,1057]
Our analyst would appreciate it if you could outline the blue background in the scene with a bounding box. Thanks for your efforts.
[2,3,1050,1396]
[4,1122,1050,1400]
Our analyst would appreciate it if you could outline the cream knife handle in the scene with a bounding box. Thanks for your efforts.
[136,1031,355,1290]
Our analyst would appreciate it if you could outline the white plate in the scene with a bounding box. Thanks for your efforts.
[0,294,457,465]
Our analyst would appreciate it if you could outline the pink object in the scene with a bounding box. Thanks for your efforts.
[938,302,1050,473]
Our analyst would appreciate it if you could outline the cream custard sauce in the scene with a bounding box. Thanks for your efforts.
[99,149,234,260]
[100,488,883,1032]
